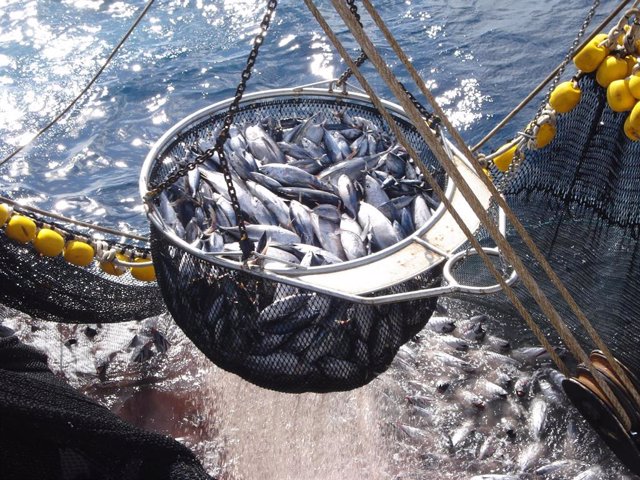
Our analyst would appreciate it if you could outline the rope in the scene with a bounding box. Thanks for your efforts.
[471,0,632,153]
[322,0,636,430]
[352,0,640,423]
[303,0,570,378]
[363,0,640,414]
[0,0,154,248]
[89,240,152,266]
[0,194,148,243]
[0,0,156,169]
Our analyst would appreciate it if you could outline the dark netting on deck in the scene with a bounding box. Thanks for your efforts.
[454,74,640,379]
[0,226,165,324]
[0,333,212,480]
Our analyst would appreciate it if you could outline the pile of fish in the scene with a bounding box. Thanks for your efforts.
[157,109,441,266]
[2,303,638,478]
[383,304,637,479]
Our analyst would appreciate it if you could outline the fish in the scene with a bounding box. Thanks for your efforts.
[257,293,314,325]
[535,459,584,476]
[517,441,544,472]
[425,316,456,333]
[220,225,301,244]
[450,421,475,448]
[433,352,477,373]
[363,174,390,207]
[278,186,341,206]
[337,174,359,218]
[475,378,509,401]
[245,124,285,163]
[340,230,367,260]
[529,397,548,439]
[572,467,604,480]
[514,375,533,398]
[435,334,469,352]
[246,180,291,227]
[310,212,346,259]
[357,201,399,251]
[260,163,332,192]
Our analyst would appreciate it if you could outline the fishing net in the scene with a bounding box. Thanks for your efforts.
[0,331,213,480]
[0,209,165,324]
[457,73,640,380]
[144,91,445,393]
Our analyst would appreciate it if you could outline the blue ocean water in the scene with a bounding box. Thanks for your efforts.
[0,0,619,235]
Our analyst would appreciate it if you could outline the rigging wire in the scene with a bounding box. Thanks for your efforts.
[352,0,640,417]
[303,0,571,378]
[319,0,637,430]
[0,0,156,169]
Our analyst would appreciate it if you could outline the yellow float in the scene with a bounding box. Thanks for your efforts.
[535,123,556,148]
[5,215,37,244]
[33,228,65,257]
[607,78,636,112]
[492,143,518,172]
[573,33,609,73]
[596,55,629,88]
[549,81,581,113]
[0,203,11,227]
[64,240,95,267]
[130,257,156,282]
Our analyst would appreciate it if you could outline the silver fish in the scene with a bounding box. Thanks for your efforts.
[529,397,548,439]
[476,378,509,401]
[340,230,367,260]
[434,352,477,373]
[245,124,285,163]
[278,187,341,206]
[260,163,332,191]
[257,293,314,325]
[337,174,359,218]
[518,441,544,472]
[220,225,301,244]
[357,201,399,251]
[426,316,456,333]
[246,180,290,227]
[363,174,390,207]
[310,212,346,260]
[412,194,432,227]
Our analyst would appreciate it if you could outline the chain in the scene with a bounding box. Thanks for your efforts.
[399,82,441,131]
[532,0,600,129]
[335,0,368,87]
[146,0,278,260]
[495,0,600,189]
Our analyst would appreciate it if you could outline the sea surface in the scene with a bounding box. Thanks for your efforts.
[1,1,637,479]
[0,0,620,235]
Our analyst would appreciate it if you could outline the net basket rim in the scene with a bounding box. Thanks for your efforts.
[139,86,465,294]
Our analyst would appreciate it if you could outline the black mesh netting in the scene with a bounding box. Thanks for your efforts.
[455,74,640,379]
[0,225,165,323]
[146,93,444,393]
[151,224,440,393]
[0,332,213,480]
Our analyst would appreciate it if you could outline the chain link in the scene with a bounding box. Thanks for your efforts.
[495,0,600,189]
[146,0,278,260]
[536,0,600,115]
[336,0,368,87]
[398,82,441,131]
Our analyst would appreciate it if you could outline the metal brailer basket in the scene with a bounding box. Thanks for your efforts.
[140,84,504,392]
